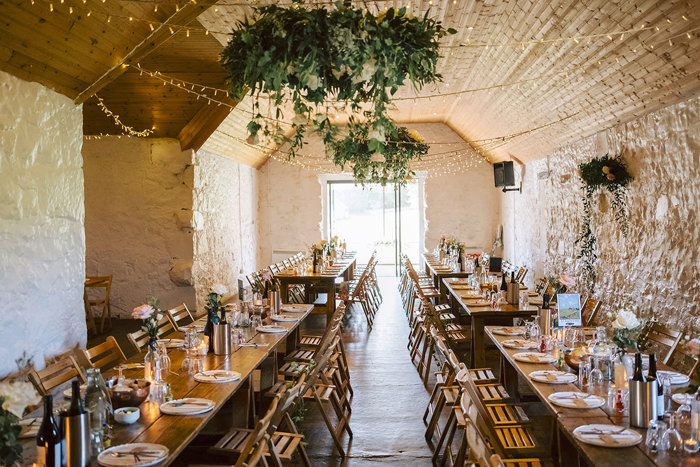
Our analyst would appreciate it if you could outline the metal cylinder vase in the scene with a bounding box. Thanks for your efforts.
[61,412,91,467]
[212,323,232,355]
[629,379,658,428]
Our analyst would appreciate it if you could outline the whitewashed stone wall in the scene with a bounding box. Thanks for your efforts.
[83,138,196,317]
[257,159,322,266]
[192,150,258,311]
[502,95,700,329]
[0,71,86,377]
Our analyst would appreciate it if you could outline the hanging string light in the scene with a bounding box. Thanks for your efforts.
[93,94,154,137]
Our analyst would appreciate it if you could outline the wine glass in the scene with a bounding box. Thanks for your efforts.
[677,394,693,438]
[645,420,667,453]
[588,356,603,386]
[661,413,683,451]
[158,341,171,373]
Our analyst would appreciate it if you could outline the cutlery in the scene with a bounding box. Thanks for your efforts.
[172,401,210,407]
[577,427,627,435]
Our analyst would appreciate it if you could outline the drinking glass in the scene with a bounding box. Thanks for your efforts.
[661,413,683,451]
[158,342,171,373]
[646,420,667,453]
[677,395,692,438]
[579,356,591,388]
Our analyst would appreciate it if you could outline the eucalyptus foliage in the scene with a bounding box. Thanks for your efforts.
[220,1,454,183]
[575,154,632,287]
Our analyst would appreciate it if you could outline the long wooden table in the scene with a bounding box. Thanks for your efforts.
[422,252,471,302]
[486,326,699,467]
[444,278,538,367]
[21,304,314,465]
[275,252,357,318]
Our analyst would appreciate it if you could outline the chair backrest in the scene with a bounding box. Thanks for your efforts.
[234,395,278,467]
[81,336,126,371]
[515,267,527,283]
[581,297,601,326]
[639,320,683,358]
[665,336,700,378]
[166,303,194,332]
[127,313,175,352]
[29,355,85,396]
[85,276,112,296]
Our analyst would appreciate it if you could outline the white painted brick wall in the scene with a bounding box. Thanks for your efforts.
[0,71,86,377]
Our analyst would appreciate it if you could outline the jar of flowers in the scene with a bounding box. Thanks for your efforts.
[204,284,228,354]
[310,243,325,273]
[608,309,644,354]
[132,297,162,381]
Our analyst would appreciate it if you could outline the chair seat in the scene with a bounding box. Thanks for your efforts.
[285,348,316,362]
[469,368,497,383]
[299,334,322,348]
[211,428,304,461]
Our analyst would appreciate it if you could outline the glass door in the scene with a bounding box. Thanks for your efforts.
[327,181,420,275]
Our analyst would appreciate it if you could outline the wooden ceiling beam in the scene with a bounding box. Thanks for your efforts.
[73,3,218,105]
[178,96,236,152]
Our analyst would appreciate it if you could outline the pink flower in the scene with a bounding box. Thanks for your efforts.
[687,338,700,356]
[132,304,155,320]
[262,270,272,282]
[559,275,576,288]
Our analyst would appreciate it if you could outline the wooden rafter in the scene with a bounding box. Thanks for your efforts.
[73,0,219,105]
[179,96,236,152]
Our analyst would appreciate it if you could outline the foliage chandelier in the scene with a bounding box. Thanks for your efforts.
[220,1,455,184]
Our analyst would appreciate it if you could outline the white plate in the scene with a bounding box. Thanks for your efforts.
[272,315,298,322]
[572,424,642,448]
[657,370,690,386]
[281,304,311,313]
[158,338,185,349]
[63,384,87,398]
[194,370,241,383]
[513,352,556,364]
[492,327,525,336]
[98,443,169,466]
[502,339,539,350]
[548,391,606,409]
[528,370,578,384]
[160,398,215,415]
[256,325,287,333]
[672,393,695,405]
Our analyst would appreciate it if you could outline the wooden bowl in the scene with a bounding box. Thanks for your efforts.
[109,380,151,409]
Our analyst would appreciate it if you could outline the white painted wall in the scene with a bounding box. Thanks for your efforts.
[0,71,86,377]
[502,96,700,328]
[192,149,258,310]
[83,137,196,317]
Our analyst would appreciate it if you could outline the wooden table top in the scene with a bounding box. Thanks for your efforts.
[485,326,699,467]
[422,252,470,277]
[275,252,357,280]
[444,278,538,317]
[21,304,314,466]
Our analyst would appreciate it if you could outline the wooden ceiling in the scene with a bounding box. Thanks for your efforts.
[1,0,700,166]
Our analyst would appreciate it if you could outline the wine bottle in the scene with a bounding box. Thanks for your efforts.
[632,352,646,382]
[67,380,85,416]
[500,273,508,292]
[36,395,61,467]
[474,256,479,269]
[647,354,664,417]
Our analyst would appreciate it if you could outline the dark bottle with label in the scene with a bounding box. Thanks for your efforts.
[67,380,85,416]
[632,352,646,382]
[500,273,508,291]
[647,354,664,417]
[37,395,61,467]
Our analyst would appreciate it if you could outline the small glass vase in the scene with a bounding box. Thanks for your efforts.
[144,338,161,382]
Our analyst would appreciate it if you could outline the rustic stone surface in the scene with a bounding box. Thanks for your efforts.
[0,71,86,377]
[83,137,196,317]
[192,149,258,310]
[502,96,700,329]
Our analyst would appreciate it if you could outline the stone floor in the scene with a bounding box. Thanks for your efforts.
[297,276,434,466]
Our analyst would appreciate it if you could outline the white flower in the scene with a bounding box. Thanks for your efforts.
[612,310,640,330]
[0,381,40,418]
[368,129,386,143]
[211,284,227,296]
[306,74,321,91]
[352,58,377,84]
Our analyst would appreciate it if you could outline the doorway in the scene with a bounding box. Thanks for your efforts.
[324,178,423,276]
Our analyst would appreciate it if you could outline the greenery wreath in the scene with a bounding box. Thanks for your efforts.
[575,154,633,286]
[220,2,454,183]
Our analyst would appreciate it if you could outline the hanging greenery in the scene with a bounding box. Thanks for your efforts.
[220,1,454,183]
[575,154,633,286]
[328,120,428,185]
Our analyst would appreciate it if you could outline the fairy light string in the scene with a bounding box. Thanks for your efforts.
[93,94,154,137]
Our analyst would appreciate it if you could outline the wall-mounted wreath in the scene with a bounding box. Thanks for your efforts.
[575,154,633,285]
[220,3,454,184]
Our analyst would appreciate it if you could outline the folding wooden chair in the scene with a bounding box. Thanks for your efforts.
[581,297,601,326]
[79,336,127,371]
[84,275,113,333]
[28,355,85,396]
[165,303,194,332]
[127,313,176,352]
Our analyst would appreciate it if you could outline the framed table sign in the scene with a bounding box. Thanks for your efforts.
[557,293,582,327]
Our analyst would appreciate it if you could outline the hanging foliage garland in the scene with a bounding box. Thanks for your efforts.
[219,1,454,183]
[575,154,633,286]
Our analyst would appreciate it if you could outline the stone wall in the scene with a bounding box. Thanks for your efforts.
[257,159,323,267]
[83,137,196,317]
[502,95,700,329]
[192,149,258,311]
[0,71,86,377]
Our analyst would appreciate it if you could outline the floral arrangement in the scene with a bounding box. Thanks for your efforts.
[686,338,700,357]
[547,274,576,295]
[220,3,454,184]
[261,270,279,293]
[575,154,633,287]
[0,355,40,466]
[132,297,162,348]
[310,242,326,257]
[607,309,644,352]
[329,235,339,250]
[205,284,227,325]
